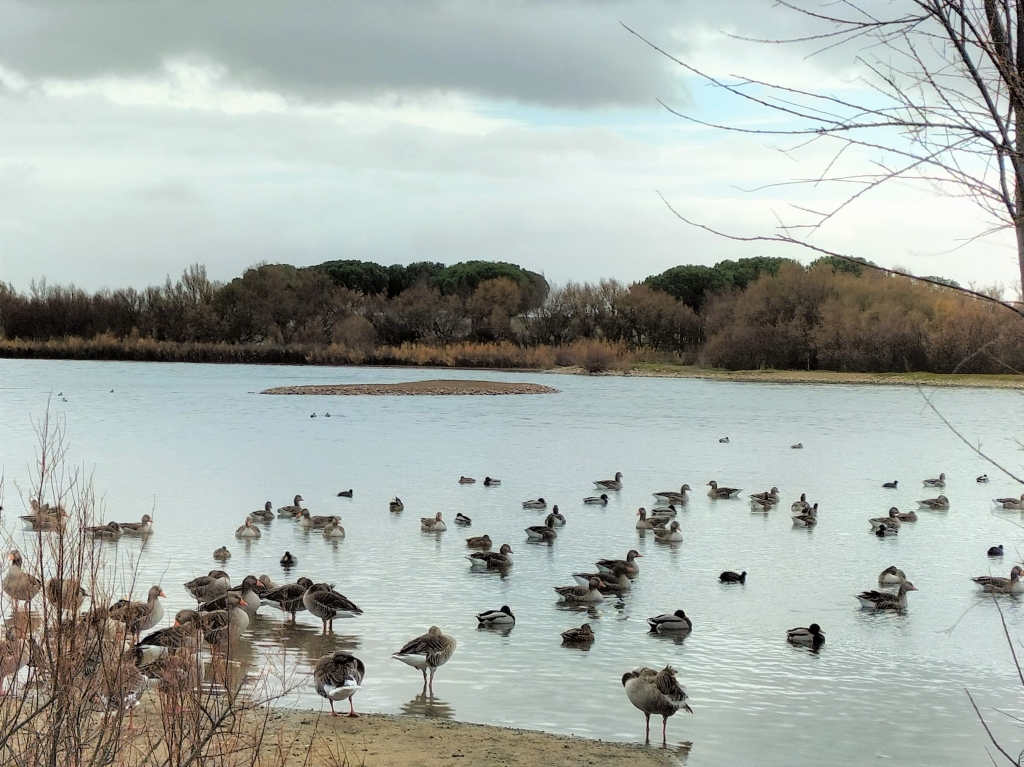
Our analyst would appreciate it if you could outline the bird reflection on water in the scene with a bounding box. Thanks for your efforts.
[400,691,454,720]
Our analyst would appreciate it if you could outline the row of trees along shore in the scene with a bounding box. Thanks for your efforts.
[0,257,1021,374]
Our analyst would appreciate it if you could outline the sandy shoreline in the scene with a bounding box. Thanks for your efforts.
[261,379,559,395]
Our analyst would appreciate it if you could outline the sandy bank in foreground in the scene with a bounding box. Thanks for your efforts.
[261,379,559,395]
[260,711,679,767]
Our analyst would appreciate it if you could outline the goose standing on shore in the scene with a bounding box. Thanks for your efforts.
[2,551,41,609]
[594,472,624,491]
[857,581,918,610]
[707,481,742,499]
[646,610,692,633]
[392,626,456,695]
[235,518,261,539]
[421,512,447,532]
[110,584,166,641]
[622,666,693,745]
[923,473,947,488]
[278,496,305,518]
[251,502,274,522]
[653,485,691,504]
[475,606,515,627]
[303,583,363,634]
[972,565,1024,594]
[314,651,365,717]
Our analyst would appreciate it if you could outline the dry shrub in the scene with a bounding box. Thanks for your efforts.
[568,339,627,374]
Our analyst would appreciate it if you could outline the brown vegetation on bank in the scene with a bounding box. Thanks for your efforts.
[262,380,558,395]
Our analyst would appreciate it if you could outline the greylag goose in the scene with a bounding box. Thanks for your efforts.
[719,570,746,584]
[258,574,279,591]
[44,577,86,614]
[458,476,476,484]
[299,510,339,529]
[918,495,950,511]
[923,472,946,488]
[882,480,898,489]
[622,666,692,744]
[572,570,632,594]
[280,551,297,568]
[278,495,305,518]
[554,577,606,603]
[549,505,566,525]
[647,610,692,633]
[972,565,1024,594]
[791,494,811,513]
[787,624,825,647]
[134,610,201,664]
[977,474,989,483]
[525,515,558,541]
[184,570,230,603]
[522,498,547,510]
[235,517,261,539]
[454,513,472,527]
[594,472,624,491]
[421,512,447,532]
[466,534,492,550]
[314,651,364,717]
[635,508,656,530]
[895,508,918,522]
[0,629,28,694]
[483,477,501,486]
[878,566,907,586]
[707,480,741,499]
[110,585,166,641]
[389,497,404,513]
[251,502,274,522]
[213,546,231,560]
[750,487,780,504]
[303,583,363,634]
[857,581,917,609]
[337,489,354,498]
[583,494,609,505]
[988,545,1004,557]
[999,495,1024,510]
[323,519,346,538]
[994,493,1024,507]
[198,592,250,647]
[791,508,818,527]
[392,626,456,694]
[262,577,314,623]
[85,521,123,541]
[869,508,902,532]
[653,520,683,543]
[476,605,515,627]
[596,550,642,577]
[118,514,154,536]
[2,551,41,607]
[791,443,803,449]
[653,485,691,504]
[560,623,595,645]
[466,544,514,569]
[200,575,264,614]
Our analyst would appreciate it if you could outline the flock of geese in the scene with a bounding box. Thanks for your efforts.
[2,464,1019,745]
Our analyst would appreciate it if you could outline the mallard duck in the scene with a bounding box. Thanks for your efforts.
[454,513,472,526]
[857,581,917,609]
[337,489,353,498]
[310,412,317,418]
[636,508,656,530]
[653,520,683,543]
[85,521,123,541]
[923,472,946,488]
[594,472,624,491]
[314,651,364,717]
[791,443,803,449]
[584,494,609,505]
[573,570,631,594]
[719,437,730,443]
[323,519,346,539]
[895,508,917,522]
[303,583,363,634]
[251,502,274,522]
[597,549,642,577]
[988,545,1004,557]
[622,666,692,745]
[298,510,338,529]
[235,517,261,539]
[525,515,558,541]
[918,495,950,511]
[977,474,990,483]
[213,546,231,560]
[650,505,678,520]
[750,487,780,504]
[389,497,404,513]
[118,514,153,536]
[882,480,898,489]
[878,565,906,586]
[391,626,456,694]
[560,623,594,645]
[707,480,741,499]
[184,570,230,603]
[262,577,314,623]
[2,551,41,607]
[458,476,476,484]
[45,577,86,614]
[522,498,547,510]
[280,551,297,568]
[466,534,492,550]
[972,565,1024,594]
[466,543,514,569]
[549,505,566,525]
[719,570,746,584]
[786,624,824,647]
[791,493,811,513]
[869,508,902,532]
[421,512,447,532]
[476,605,515,627]
[653,485,691,504]
[483,477,501,486]
[554,577,606,603]
[110,585,166,641]
[646,610,692,633]
[875,525,897,537]
[278,495,305,518]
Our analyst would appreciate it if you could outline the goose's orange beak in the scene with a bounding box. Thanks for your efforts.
[239,598,248,607]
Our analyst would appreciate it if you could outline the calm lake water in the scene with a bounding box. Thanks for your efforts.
[2,359,1024,765]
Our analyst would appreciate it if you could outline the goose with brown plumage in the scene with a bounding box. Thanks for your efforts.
[622,666,693,744]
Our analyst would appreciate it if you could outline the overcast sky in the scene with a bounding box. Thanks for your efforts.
[0,0,1018,293]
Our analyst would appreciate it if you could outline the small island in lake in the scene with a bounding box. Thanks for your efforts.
[261,379,559,396]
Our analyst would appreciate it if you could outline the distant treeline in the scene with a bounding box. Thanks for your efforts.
[0,256,1020,373]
